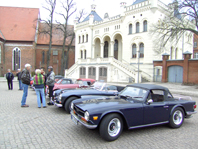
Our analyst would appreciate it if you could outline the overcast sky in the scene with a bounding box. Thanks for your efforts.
[0,0,173,24]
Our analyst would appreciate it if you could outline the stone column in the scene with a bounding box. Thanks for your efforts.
[161,53,170,82]
[183,51,192,84]
[110,41,114,57]
[85,66,89,79]
[100,43,104,58]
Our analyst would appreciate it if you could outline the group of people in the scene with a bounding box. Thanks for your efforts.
[6,64,56,108]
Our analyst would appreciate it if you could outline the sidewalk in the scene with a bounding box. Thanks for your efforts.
[0,77,18,82]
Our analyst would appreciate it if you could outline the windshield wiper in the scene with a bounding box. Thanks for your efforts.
[120,95,132,99]
[133,96,143,98]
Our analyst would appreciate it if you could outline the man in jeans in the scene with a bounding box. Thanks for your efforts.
[16,69,23,90]
[21,64,31,107]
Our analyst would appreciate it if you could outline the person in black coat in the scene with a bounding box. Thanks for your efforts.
[6,69,14,90]
[16,69,23,90]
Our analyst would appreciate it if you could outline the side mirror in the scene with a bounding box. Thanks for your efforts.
[147,99,153,104]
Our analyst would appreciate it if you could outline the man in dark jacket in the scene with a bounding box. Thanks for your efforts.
[16,69,23,90]
[6,69,14,90]
[46,66,55,105]
[20,64,31,107]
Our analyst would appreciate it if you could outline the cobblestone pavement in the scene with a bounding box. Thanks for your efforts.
[0,82,198,149]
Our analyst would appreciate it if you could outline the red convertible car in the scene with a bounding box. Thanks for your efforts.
[53,78,78,91]
[53,78,96,91]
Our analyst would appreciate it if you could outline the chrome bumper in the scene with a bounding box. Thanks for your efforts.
[54,102,62,108]
[186,111,197,115]
[70,111,97,129]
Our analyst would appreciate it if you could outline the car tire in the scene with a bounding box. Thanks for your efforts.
[99,113,123,141]
[169,107,184,128]
[64,96,78,113]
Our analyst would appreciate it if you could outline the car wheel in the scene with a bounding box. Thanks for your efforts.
[99,114,123,141]
[64,96,78,114]
[169,107,184,128]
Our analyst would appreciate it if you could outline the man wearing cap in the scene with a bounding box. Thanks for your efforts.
[46,66,55,105]
[20,64,31,107]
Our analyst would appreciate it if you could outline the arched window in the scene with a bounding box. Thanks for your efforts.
[81,50,83,59]
[13,47,21,70]
[139,43,144,58]
[82,35,84,43]
[104,41,108,58]
[84,50,87,59]
[129,24,132,34]
[79,36,81,43]
[86,34,88,42]
[136,22,140,33]
[132,44,137,58]
[42,51,45,64]
[143,20,147,32]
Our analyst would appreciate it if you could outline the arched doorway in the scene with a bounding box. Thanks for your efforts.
[114,39,118,60]
[88,67,96,80]
[113,34,122,61]
[168,66,183,83]
[104,41,108,58]
[99,67,107,82]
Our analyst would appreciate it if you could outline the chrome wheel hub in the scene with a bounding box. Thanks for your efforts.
[108,118,121,137]
[173,110,183,125]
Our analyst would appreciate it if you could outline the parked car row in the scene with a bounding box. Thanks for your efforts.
[31,77,197,141]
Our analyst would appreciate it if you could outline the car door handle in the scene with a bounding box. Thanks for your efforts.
[164,106,169,108]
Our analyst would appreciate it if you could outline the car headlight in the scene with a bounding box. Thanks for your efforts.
[71,102,74,110]
[58,94,62,100]
[84,111,89,121]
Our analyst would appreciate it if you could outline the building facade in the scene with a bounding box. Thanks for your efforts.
[65,0,193,83]
[0,6,75,76]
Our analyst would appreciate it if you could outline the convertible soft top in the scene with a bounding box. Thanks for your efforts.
[127,84,169,91]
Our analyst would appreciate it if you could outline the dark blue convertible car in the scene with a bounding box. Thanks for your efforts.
[70,84,197,141]
[56,82,125,113]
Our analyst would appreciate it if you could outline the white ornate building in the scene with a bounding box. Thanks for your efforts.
[65,0,193,83]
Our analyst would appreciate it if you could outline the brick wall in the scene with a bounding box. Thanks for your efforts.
[153,53,198,84]
[3,41,36,76]
[36,45,75,75]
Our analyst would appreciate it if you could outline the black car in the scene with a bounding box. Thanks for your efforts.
[70,84,197,141]
[55,82,125,113]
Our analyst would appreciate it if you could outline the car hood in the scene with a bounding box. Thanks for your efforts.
[73,96,132,112]
[61,89,100,96]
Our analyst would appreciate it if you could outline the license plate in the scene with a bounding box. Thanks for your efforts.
[71,115,78,125]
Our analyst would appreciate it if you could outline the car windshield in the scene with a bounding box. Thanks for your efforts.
[91,82,105,90]
[120,86,148,101]
[56,79,62,84]
[76,80,88,86]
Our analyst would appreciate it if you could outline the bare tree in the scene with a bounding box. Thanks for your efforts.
[56,0,86,75]
[151,0,197,55]
[38,0,57,69]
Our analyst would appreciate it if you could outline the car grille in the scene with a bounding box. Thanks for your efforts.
[74,105,84,117]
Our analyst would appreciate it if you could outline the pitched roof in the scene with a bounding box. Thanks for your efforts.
[82,11,103,22]
[0,6,39,41]
[132,0,147,5]
[37,23,75,46]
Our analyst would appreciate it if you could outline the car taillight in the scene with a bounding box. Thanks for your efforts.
[194,105,197,109]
